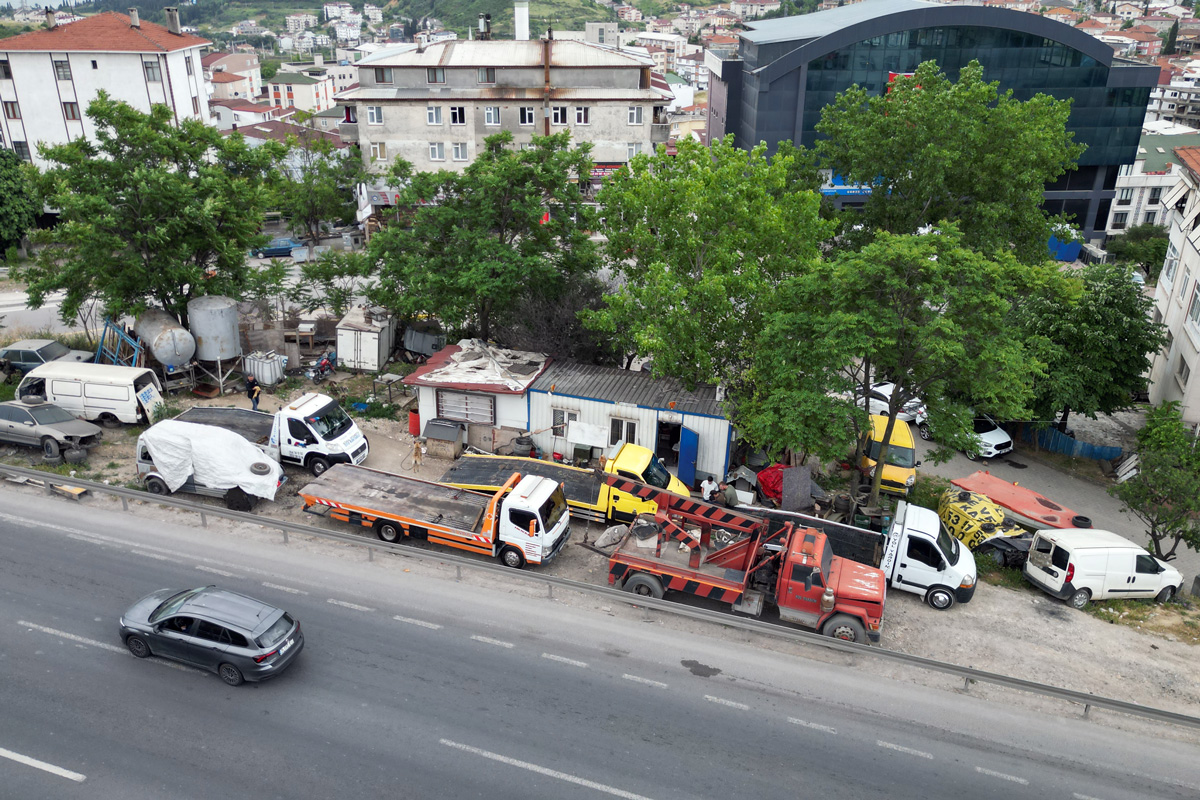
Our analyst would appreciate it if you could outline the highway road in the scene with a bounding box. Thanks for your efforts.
[0,490,1197,800]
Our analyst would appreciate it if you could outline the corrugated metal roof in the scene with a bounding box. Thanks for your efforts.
[357,39,651,69]
[529,361,722,417]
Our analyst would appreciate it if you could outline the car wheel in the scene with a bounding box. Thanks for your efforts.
[98,413,122,430]
[145,476,170,496]
[41,437,60,458]
[308,456,330,477]
[623,573,664,599]
[822,614,867,643]
[218,663,245,686]
[375,520,403,543]
[925,586,956,610]
[499,546,526,569]
[125,635,151,659]
[254,251,264,258]
[964,450,978,461]
[1156,586,1177,603]
[63,447,87,464]
[1067,588,1091,610]
[918,423,932,441]
[224,487,253,512]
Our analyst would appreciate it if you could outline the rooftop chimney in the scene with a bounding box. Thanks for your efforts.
[128,8,140,28]
[165,7,181,35]
[45,7,56,29]
[514,1,529,42]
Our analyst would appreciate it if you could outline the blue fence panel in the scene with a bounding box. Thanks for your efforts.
[1015,425,1123,462]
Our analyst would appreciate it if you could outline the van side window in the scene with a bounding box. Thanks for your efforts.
[1051,546,1069,570]
[906,538,941,568]
[510,508,538,532]
[1135,554,1160,574]
[51,379,82,397]
[85,383,130,401]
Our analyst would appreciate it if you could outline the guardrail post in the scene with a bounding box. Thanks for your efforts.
[121,496,129,511]
[279,528,289,544]
[368,547,374,562]
[200,512,207,528]
[547,584,554,600]
[43,480,52,496]
[963,677,971,693]
[1083,703,1092,720]
[456,565,462,581]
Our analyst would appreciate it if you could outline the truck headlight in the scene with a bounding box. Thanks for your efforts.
[325,441,343,454]
[960,574,976,588]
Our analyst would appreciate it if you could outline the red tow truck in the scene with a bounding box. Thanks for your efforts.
[601,475,886,644]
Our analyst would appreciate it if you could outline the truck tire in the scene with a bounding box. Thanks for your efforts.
[41,437,60,458]
[224,487,253,512]
[623,573,664,599]
[499,546,526,569]
[63,447,88,464]
[98,413,122,430]
[145,476,170,496]
[308,456,331,477]
[821,614,867,643]
[1156,585,1177,603]
[375,520,403,543]
[925,586,956,610]
[1067,588,1091,610]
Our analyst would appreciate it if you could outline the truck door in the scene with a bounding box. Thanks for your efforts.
[281,417,315,464]
[609,469,646,523]
[892,536,945,596]
[676,427,698,489]
[776,561,824,629]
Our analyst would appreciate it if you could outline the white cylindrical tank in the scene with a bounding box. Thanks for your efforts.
[134,309,196,367]
[188,295,241,361]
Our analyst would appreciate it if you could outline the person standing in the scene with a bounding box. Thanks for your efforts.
[246,374,261,411]
[700,475,719,502]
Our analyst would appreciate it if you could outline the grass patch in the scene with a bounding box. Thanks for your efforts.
[907,474,951,513]
[343,395,400,420]
[0,381,15,402]
[106,461,119,470]
[1082,595,1200,644]
[975,557,1033,591]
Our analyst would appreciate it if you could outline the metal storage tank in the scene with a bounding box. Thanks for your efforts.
[187,296,241,361]
[134,309,196,366]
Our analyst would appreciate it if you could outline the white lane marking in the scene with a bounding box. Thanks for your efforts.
[705,695,749,710]
[393,615,442,630]
[262,582,308,595]
[67,533,120,548]
[1073,794,1104,800]
[0,746,86,783]
[130,550,181,563]
[542,653,588,668]
[327,598,374,612]
[877,741,933,759]
[196,565,239,578]
[788,718,837,734]
[440,739,655,800]
[976,766,1028,785]
[471,635,514,648]
[622,674,668,689]
[18,621,125,654]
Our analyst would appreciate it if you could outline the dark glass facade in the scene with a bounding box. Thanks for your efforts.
[802,26,1148,167]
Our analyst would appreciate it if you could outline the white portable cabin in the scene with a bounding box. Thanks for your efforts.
[336,306,395,372]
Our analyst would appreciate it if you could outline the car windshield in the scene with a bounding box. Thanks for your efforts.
[642,455,672,489]
[306,402,353,441]
[868,441,916,468]
[540,487,568,530]
[973,417,998,434]
[28,405,76,425]
[257,612,295,648]
[936,523,961,562]
[149,587,205,624]
[37,342,70,360]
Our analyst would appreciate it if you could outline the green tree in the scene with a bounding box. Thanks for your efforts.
[289,251,373,319]
[369,130,598,340]
[276,117,366,245]
[1110,402,1200,562]
[23,94,283,326]
[1016,260,1166,432]
[815,60,1085,264]
[261,59,281,81]
[0,149,37,257]
[1164,20,1179,55]
[1105,222,1170,280]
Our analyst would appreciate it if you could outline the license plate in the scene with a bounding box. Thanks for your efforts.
[280,638,293,654]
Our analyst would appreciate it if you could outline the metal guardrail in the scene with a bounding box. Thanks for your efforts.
[3,463,1199,731]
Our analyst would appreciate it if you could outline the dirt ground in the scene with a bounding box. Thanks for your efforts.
[5,383,1198,732]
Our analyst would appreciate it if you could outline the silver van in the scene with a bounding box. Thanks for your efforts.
[1024,528,1183,609]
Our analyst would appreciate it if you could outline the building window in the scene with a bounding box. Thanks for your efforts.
[429,141,445,161]
[90,60,98,70]
[552,409,578,437]
[1144,211,1156,225]
[1117,188,1133,206]
[575,107,590,125]
[191,96,200,115]
[185,56,194,76]
[1111,211,1128,230]
[370,142,387,161]
[427,106,442,125]
[2,101,20,119]
[0,59,11,80]
[144,60,162,82]
[1177,354,1192,388]
[450,106,466,125]
[12,141,30,162]
[452,142,468,161]
[1189,286,1200,327]
[1164,243,1180,284]
[477,67,495,84]
[1180,270,1190,300]
[54,60,72,81]
[436,390,495,424]
[367,106,383,125]
[427,67,445,84]
[609,418,636,446]
[551,107,567,125]
[344,106,358,123]
[62,102,81,121]
[373,67,393,84]
[519,107,535,126]
[627,142,642,159]
[628,106,643,125]
[484,106,500,126]
[1149,187,1162,205]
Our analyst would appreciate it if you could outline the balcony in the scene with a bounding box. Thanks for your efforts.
[339,120,358,142]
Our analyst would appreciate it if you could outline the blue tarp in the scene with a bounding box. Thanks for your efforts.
[1016,424,1123,462]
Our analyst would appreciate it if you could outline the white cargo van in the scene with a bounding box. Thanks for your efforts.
[1024,528,1183,609]
[17,362,164,426]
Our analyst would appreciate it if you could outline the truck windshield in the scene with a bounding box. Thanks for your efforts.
[936,523,961,563]
[868,441,916,468]
[306,402,354,441]
[642,455,672,489]
[540,487,568,530]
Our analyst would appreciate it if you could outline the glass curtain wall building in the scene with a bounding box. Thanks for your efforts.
[706,0,1158,241]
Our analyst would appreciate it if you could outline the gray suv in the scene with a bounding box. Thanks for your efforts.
[119,585,304,686]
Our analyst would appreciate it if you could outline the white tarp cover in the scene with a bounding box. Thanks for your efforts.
[142,420,283,499]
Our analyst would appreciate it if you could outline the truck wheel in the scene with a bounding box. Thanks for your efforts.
[63,447,87,464]
[822,614,867,643]
[145,476,170,496]
[308,456,331,477]
[1067,588,1091,610]
[1156,585,1177,603]
[224,487,253,512]
[375,520,403,543]
[41,437,60,458]
[98,413,122,430]
[925,587,956,610]
[499,546,526,569]
[623,573,664,599]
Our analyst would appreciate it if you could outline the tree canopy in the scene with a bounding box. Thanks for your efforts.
[1105,222,1170,280]
[815,60,1085,263]
[0,148,37,258]
[369,130,598,342]
[275,118,366,245]
[23,94,282,326]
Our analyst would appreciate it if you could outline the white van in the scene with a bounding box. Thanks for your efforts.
[1024,528,1183,609]
[17,362,164,426]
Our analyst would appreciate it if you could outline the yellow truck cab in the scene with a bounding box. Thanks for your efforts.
[858,414,919,496]
[603,441,691,517]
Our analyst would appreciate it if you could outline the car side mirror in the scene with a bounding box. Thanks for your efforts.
[915,461,922,468]
[23,421,33,426]
[939,561,947,572]
[528,520,537,537]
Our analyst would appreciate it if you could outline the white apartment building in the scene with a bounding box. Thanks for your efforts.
[324,2,353,22]
[334,23,362,43]
[1107,133,1199,235]
[364,5,384,25]
[268,69,335,113]
[201,51,262,98]
[0,9,211,168]
[286,13,319,34]
[280,53,358,94]
[729,0,782,19]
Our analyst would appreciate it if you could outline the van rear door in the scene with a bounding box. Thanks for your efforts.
[1026,534,1069,593]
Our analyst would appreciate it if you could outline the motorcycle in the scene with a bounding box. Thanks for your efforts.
[306,350,336,384]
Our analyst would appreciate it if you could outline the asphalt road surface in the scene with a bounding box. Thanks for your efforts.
[1,490,1197,800]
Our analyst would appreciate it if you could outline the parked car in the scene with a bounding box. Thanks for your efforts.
[858,413,920,496]
[252,237,305,259]
[864,381,927,423]
[917,411,1013,461]
[119,585,304,686]
[1024,528,1182,609]
[0,339,93,376]
[0,399,102,459]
